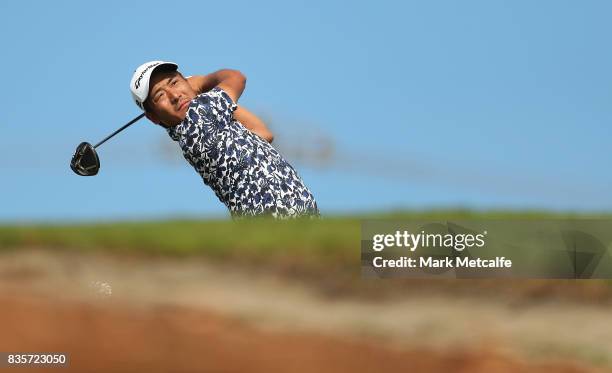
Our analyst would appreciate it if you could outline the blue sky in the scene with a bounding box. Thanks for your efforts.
[1,0,611,222]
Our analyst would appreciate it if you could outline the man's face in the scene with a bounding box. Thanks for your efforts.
[145,70,197,127]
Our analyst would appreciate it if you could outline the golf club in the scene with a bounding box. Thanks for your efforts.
[70,113,145,176]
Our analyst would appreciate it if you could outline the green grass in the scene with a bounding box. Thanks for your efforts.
[3,210,612,303]
[1,210,610,268]
[0,216,358,268]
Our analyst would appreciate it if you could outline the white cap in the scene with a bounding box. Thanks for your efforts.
[130,61,178,110]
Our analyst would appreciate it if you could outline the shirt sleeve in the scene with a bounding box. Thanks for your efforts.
[193,87,237,128]
[177,87,238,168]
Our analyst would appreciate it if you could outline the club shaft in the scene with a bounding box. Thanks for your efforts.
[94,113,145,149]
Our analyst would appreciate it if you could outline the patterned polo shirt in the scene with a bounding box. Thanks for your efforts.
[166,87,319,218]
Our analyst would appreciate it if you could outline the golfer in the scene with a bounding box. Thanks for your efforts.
[130,61,319,218]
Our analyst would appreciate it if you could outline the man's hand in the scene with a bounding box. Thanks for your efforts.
[186,70,246,103]
[233,106,274,143]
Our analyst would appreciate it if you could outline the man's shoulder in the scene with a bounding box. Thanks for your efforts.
[193,87,235,110]
[183,87,237,124]
[168,87,239,142]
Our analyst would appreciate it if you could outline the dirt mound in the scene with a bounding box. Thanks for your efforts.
[0,294,597,373]
[0,249,609,372]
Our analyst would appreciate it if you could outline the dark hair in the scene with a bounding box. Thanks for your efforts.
[143,98,153,113]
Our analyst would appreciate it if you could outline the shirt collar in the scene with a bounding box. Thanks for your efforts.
[165,118,188,141]
[164,96,200,141]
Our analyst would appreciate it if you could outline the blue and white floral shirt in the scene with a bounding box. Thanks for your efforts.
[166,87,319,218]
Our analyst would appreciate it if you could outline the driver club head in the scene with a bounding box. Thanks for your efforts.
[70,142,100,176]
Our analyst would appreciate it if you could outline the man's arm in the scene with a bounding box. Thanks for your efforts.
[186,70,246,103]
[233,106,274,143]
[187,74,274,143]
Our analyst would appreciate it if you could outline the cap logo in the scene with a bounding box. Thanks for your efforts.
[134,62,161,89]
